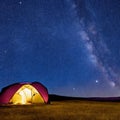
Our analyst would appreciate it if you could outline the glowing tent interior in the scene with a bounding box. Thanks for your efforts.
[0,82,49,104]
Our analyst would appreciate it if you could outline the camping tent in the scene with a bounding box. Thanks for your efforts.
[0,82,49,104]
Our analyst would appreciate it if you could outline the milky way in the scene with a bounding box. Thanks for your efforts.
[71,0,120,88]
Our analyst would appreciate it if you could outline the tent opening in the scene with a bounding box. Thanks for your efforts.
[9,84,44,104]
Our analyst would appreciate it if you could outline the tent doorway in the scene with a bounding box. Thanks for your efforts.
[10,84,44,104]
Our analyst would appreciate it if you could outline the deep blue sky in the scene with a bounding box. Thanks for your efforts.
[0,0,120,97]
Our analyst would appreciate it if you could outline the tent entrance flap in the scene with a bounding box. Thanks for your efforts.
[9,84,44,104]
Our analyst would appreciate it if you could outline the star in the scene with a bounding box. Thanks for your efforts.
[95,80,99,83]
[4,50,7,54]
[19,1,22,5]
[109,81,116,87]
[73,88,76,91]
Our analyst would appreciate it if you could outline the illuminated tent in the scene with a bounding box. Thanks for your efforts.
[0,82,49,104]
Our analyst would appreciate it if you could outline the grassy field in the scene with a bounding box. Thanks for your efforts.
[0,100,120,120]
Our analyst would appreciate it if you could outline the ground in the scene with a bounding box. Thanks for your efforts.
[0,100,120,120]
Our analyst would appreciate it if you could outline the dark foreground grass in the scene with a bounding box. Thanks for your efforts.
[0,100,120,120]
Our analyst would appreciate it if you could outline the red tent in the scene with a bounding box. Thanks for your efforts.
[0,82,49,104]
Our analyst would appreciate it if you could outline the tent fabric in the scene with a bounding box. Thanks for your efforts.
[0,82,49,104]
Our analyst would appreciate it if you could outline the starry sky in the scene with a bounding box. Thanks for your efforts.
[0,0,120,97]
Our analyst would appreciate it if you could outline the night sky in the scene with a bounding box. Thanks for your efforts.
[0,0,120,97]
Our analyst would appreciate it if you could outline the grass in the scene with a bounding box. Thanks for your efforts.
[0,100,120,120]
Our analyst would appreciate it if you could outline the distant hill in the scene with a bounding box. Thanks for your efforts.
[49,94,120,102]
